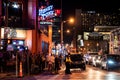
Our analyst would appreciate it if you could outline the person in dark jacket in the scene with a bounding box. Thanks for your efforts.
[55,55,60,74]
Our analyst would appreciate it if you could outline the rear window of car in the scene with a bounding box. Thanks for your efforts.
[108,55,120,61]
[70,54,83,61]
[89,53,98,55]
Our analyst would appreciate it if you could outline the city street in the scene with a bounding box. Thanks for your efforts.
[0,0,120,80]
[1,65,120,80]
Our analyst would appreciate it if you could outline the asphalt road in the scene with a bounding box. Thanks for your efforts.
[1,65,120,80]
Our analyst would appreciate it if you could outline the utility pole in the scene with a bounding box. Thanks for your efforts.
[4,0,9,51]
[4,0,8,38]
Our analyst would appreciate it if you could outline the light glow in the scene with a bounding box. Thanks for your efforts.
[108,60,114,64]
[12,3,20,8]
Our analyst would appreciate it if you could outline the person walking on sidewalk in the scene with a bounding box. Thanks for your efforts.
[54,55,60,74]
[48,54,55,73]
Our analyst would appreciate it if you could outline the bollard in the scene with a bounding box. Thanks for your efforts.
[19,61,23,77]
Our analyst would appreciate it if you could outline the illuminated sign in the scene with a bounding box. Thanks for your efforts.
[54,9,61,16]
[38,5,54,20]
[40,22,52,25]
[9,29,17,38]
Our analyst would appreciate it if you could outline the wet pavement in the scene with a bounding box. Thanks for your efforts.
[1,65,120,80]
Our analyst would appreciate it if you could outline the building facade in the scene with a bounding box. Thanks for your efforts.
[109,28,120,54]
[0,0,55,54]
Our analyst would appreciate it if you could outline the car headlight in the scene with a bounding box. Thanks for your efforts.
[89,56,92,59]
[96,60,100,63]
[108,60,114,64]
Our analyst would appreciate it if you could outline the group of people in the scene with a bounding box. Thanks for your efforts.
[46,54,62,74]
[46,52,73,74]
[0,49,73,75]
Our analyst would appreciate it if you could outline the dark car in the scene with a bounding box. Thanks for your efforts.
[100,54,120,70]
[70,54,86,70]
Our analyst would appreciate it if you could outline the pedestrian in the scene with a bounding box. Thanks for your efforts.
[48,54,55,72]
[54,55,60,74]
[65,54,72,74]
[41,54,45,71]
[59,54,62,66]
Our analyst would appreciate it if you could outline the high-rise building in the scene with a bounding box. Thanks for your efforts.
[75,9,120,35]
[74,9,120,52]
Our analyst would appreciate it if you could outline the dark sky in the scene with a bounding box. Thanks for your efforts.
[62,0,120,20]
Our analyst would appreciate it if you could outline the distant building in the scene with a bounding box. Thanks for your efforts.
[74,9,120,52]
[52,16,61,44]
[109,28,120,54]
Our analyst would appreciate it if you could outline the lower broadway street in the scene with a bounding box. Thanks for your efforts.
[1,65,120,80]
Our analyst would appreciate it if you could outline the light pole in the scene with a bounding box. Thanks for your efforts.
[60,21,64,45]
[60,18,74,45]
[4,0,9,49]
[60,18,74,66]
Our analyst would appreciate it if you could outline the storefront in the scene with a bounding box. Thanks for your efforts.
[0,28,32,51]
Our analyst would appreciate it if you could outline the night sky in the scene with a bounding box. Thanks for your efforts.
[62,0,120,20]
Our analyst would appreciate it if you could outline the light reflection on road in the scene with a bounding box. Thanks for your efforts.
[25,65,120,80]
[82,66,120,80]
[87,69,104,80]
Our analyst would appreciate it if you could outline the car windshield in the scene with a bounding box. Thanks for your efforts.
[108,55,120,61]
[70,54,83,61]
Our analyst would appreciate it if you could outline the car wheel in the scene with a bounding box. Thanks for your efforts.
[106,65,110,71]
[82,65,86,70]
[100,64,104,70]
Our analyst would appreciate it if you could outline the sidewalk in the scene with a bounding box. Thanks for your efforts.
[0,72,16,79]
[0,68,49,80]
[0,65,66,80]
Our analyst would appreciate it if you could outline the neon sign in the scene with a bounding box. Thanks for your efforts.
[38,5,54,20]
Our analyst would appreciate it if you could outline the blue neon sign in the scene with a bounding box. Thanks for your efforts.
[38,5,54,20]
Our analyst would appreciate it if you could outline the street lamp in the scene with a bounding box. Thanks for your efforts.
[66,29,70,33]
[61,18,74,44]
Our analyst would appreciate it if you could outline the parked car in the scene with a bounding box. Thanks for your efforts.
[84,52,98,65]
[92,55,103,67]
[100,54,120,70]
[70,54,86,70]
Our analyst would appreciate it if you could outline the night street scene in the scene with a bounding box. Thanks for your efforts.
[0,0,120,80]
